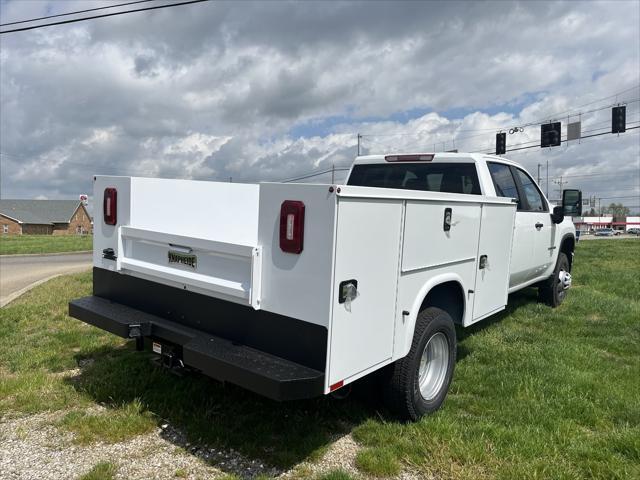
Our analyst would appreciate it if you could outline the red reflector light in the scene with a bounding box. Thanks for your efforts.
[330,380,344,392]
[103,187,117,225]
[279,200,305,254]
[385,154,434,162]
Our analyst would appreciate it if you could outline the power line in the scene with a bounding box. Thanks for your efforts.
[470,122,640,155]
[0,0,210,34]
[359,86,640,139]
[596,195,640,200]
[504,126,639,153]
[280,167,350,183]
[0,0,155,27]
[360,94,640,156]
[549,172,640,180]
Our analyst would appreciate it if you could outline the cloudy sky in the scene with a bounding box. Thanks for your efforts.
[1,0,639,210]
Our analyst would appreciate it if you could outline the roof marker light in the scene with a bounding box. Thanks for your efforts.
[385,154,434,162]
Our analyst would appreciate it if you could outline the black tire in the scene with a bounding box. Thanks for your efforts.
[383,307,456,421]
[538,252,571,307]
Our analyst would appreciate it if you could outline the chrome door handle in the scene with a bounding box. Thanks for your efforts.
[535,223,543,230]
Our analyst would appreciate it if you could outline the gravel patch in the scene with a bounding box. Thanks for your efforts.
[280,433,425,480]
[159,422,280,478]
[285,433,361,478]
[0,412,221,480]
[1,408,422,480]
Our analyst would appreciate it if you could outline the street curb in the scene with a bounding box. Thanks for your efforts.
[0,250,92,258]
[0,273,63,308]
[0,267,91,308]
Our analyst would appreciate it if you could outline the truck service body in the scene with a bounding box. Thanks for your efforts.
[70,153,579,419]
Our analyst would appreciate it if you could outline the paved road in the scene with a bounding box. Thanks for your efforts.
[0,253,92,307]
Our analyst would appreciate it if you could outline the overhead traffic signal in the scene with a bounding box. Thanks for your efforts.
[496,132,506,155]
[541,122,561,147]
[612,105,626,133]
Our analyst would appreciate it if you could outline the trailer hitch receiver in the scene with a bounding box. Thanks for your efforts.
[128,323,151,351]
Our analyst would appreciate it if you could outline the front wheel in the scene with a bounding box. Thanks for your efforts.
[383,307,456,421]
[538,252,571,307]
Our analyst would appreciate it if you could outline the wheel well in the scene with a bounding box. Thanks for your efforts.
[560,235,575,270]
[419,281,465,324]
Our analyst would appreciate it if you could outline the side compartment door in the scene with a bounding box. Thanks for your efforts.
[472,203,516,322]
[328,198,403,386]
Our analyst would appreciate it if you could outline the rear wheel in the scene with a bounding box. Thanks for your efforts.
[383,307,456,421]
[539,252,571,307]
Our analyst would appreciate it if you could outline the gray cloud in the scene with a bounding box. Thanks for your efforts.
[0,0,638,209]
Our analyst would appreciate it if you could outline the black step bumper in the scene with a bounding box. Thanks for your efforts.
[69,296,325,401]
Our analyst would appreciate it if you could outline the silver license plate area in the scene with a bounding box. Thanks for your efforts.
[168,250,197,269]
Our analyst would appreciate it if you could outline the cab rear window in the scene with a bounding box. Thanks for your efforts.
[347,163,482,195]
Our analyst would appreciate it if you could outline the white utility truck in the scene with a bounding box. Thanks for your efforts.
[70,153,582,420]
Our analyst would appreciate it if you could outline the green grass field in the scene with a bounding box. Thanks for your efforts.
[0,234,92,255]
[0,239,638,479]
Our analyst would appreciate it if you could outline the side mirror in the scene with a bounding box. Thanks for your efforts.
[551,205,564,224]
[562,189,582,217]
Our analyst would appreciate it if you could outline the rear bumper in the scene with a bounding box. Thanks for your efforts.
[69,295,324,401]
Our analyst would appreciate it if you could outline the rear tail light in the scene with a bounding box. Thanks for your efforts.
[103,188,117,225]
[385,154,434,162]
[279,200,305,254]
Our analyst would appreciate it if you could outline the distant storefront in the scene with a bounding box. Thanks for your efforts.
[574,215,640,232]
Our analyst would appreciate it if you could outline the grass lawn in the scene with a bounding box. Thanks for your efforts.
[0,239,638,479]
[0,234,92,255]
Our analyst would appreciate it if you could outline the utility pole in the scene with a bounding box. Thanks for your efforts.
[552,176,568,199]
[357,133,362,156]
[546,160,549,197]
[537,163,542,185]
[331,162,335,184]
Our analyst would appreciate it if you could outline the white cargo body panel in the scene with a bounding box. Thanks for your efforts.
[328,197,403,385]
[325,186,516,387]
[402,201,481,272]
[257,183,337,327]
[129,177,259,245]
[471,203,516,322]
[94,176,262,308]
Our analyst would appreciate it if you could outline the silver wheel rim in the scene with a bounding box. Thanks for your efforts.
[418,332,449,401]
[557,269,571,302]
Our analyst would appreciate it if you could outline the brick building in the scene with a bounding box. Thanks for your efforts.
[0,199,92,235]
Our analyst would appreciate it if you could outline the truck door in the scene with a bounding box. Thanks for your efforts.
[511,167,555,279]
[487,162,535,287]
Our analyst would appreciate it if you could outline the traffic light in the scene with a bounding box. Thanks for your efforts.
[541,122,561,147]
[612,106,626,133]
[496,132,506,155]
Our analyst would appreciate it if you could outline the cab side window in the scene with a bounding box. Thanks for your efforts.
[488,162,521,208]
[513,168,547,212]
